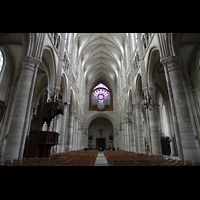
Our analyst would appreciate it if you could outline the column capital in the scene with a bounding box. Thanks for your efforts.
[142,86,156,93]
[160,55,181,72]
[21,56,42,71]
[160,55,180,65]
[21,56,42,65]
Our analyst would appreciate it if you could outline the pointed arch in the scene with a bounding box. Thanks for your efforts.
[42,45,56,89]
[146,46,160,88]
[135,73,143,102]
[128,89,133,111]
[86,113,116,130]
[60,73,68,102]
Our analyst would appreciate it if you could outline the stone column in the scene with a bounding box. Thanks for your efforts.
[120,121,125,150]
[145,87,162,155]
[129,111,135,152]
[67,33,73,58]
[118,129,121,150]
[135,102,145,153]
[58,104,69,153]
[161,56,200,161]
[161,57,183,160]
[64,102,70,151]
[0,86,15,160]
[76,118,80,150]
[67,111,75,151]
[82,128,88,149]
[186,86,200,154]
[130,33,135,55]
[72,116,79,150]
[132,103,138,152]
[124,113,130,151]
[114,128,119,150]
[164,101,175,157]
[77,126,82,150]
[55,33,66,89]
[144,108,151,154]
[2,56,41,161]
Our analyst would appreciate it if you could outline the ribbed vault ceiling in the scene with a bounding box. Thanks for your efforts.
[77,33,127,88]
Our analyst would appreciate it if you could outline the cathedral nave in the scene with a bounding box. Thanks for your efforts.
[0,33,200,165]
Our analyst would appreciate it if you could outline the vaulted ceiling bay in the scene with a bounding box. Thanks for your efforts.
[76,33,128,89]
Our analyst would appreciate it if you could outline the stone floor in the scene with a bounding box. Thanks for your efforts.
[93,152,109,166]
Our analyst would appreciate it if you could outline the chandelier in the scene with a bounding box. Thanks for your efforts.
[143,86,160,110]
[118,121,124,132]
[113,128,118,137]
[77,121,87,135]
[124,112,134,126]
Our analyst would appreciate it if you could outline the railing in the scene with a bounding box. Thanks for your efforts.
[38,131,59,145]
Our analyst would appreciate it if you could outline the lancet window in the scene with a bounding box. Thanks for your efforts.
[0,50,3,74]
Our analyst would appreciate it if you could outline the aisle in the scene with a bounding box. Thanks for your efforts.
[93,152,109,166]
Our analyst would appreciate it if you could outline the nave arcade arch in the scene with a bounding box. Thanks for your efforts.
[145,47,175,156]
[88,116,114,150]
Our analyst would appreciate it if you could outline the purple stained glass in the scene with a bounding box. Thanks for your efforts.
[98,94,104,100]
[93,83,109,91]
[92,83,111,109]
[0,50,3,73]
[93,83,110,101]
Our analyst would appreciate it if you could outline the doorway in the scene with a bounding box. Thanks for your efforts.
[96,138,105,150]
[160,137,171,156]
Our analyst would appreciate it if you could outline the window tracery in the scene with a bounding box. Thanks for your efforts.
[91,83,111,110]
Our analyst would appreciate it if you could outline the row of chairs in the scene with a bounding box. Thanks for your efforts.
[0,150,99,166]
[104,150,200,166]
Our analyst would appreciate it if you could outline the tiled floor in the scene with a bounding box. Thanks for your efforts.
[93,152,109,166]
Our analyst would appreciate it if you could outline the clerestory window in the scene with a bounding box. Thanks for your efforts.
[0,50,4,74]
[199,58,200,68]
